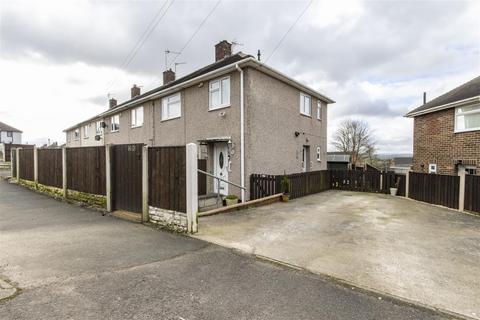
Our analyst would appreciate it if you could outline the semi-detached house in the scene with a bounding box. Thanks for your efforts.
[64,40,335,201]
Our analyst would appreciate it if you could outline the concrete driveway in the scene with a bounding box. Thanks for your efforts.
[195,190,480,319]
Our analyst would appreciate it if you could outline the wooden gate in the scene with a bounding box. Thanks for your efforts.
[112,144,143,213]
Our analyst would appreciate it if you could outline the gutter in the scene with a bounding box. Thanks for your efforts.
[236,64,245,203]
[405,95,480,118]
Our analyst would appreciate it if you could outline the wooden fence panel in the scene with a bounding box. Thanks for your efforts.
[250,170,330,200]
[4,144,34,162]
[408,172,459,209]
[382,173,406,196]
[37,149,63,188]
[66,147,106,195]
[198,159,207,196]
[19,149,34,181]
[148,146,186,212]
[465,175,480,213]
[11,150,17,178]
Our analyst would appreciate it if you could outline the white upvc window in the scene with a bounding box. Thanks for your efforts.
[7,131,12,137]
[455,104,480,133]
[162,93,181,120]
[131,106,144,127]
[316,146,321,162]
[111,114,120,132]
[428,163,437,174]
[300,92,311,116]
[73,128,80,140]
[95,121,103,135]
[317,101,322,120]
[209,76,230,110]
[84,124,90,139]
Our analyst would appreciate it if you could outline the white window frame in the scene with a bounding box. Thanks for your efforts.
[73,129,80,140]
[317,101,322,120]
[454,104,480,133]
[6,131,12,137]
[111,115,120,132]
[316,146,321,162]
[131,106,144,128]
[209,76,230,110]
[300,92,311,116]
[428,163,437,174]
[95,121,103,135]
[84,124,90,139]
[162,93,181,121]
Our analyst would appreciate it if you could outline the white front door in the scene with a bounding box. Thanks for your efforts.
[214,143,229,195]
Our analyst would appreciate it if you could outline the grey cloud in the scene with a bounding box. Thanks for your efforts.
[335,99,402,117]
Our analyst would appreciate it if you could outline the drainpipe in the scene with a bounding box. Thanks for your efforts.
[236,64,245,202]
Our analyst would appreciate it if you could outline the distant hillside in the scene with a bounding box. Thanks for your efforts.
[377,153,413,160]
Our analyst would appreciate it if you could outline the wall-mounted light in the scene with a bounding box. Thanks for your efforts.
[294,131,300,137]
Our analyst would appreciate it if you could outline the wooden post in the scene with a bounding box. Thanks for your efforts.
[405,170,410,198]
[33,146,38,184]
[105,145,112,212]
[459,170,466,212]
[16,148,21,181]
[186,143,198,233]
[62,147,67,198]
[142,145,149,222]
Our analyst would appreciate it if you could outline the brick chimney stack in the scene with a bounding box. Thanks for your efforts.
[109,97,117,109]
[131,84,141,98]
[215,40,232,61]
[163,69,175,85]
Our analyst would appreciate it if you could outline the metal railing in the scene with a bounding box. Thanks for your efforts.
[197,169,246,209]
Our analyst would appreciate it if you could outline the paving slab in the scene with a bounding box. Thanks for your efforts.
[195,190,480,319]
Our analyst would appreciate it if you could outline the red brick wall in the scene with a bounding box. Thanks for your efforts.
[412,108,480,175]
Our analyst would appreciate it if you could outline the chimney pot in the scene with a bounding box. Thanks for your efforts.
[163,69,175,85]
[109,97,117,109]
[215,40,232,61]
[131,84,141,98]
[423,92,427,105]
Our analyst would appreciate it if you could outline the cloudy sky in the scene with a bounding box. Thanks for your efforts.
[1,0,479,152]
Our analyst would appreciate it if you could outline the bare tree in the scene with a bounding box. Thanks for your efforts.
[332,119,375,167]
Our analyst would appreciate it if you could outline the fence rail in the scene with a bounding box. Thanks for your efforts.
[465,174,480,213]
[409,172,459,209]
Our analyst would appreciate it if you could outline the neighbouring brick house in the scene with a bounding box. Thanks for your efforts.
[64,40,335,201]
[405,76,480,175]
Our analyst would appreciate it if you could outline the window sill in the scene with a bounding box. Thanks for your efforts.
[110,130,119,133]
[300,113,312,118]
[454,128,480,134]
[161,116,181,122]
[131,125,143,129]
[209,104,231,112]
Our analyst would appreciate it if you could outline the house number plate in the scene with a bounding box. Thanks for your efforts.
[128,145,136,152]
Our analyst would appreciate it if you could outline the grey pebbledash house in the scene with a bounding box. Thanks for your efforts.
[64,40,335,201]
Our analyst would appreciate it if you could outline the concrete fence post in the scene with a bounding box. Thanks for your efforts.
[33,146,38,184]
[10,148,15,178]
[105,145,112,212]
[62,147,68,198]
[16,148,21,181]
[379,173,383,192]
[459,170,466,212]
[405,170,410,198]
[142,145,149,222]
[186,143,198,233]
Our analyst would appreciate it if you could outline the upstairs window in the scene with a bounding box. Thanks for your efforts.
[111,115,120,132]
[317,101,322,120]
[455,104,480,133]
[73,129,80,139]
[84,124,90,138]
[131,106,144,127]
[300,93,311,116]
[162,93,181,120]
[209,76,230,110]
[95,121,103,135]
[6,131,12,137]
[316,146,321,161]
